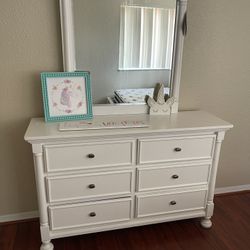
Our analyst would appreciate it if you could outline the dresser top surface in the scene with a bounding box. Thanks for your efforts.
[24,111,233,143]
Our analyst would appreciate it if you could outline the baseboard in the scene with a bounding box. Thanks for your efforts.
[0,210,39,223]
[215,184,250,194]
[1,185,250,223]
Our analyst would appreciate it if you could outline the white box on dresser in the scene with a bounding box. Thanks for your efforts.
[24,111,233,250]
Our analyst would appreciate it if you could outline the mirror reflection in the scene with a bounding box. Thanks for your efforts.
[119,4,175,70]
[73,0,176,104]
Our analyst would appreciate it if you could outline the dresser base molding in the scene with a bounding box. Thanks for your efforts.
[24,111,232,249]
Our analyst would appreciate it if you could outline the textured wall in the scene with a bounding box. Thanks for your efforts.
[0,0,62,215]
[0,0,249,216]
[180,0,250,187]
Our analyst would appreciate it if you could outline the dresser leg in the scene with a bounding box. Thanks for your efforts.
[40,241,54,250]
[200,217,212,229]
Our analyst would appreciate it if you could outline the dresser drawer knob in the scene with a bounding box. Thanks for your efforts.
[170,201,177,205]
[172,174,179,179]
[89,212,96,217]
[87,153,95,159]
[174,147,182,152]
[88,184,95,189]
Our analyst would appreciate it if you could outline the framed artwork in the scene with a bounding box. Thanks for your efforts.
[41,71,93,122]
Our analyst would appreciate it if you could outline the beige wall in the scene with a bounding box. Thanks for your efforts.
[180,0,250,187]
[0,0,249,216]
[0,0,62,215]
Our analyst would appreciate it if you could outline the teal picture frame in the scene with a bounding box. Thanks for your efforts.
[41,71,93,122]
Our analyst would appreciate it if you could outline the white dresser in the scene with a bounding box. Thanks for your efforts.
[24,111,232,250]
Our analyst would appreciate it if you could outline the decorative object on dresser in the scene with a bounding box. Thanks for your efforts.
[25,111,232,250]
[146,83,176,115]
[58,115,150,131]
[41,71,93,122]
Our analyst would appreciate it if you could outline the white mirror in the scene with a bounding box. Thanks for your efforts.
[59,0,187,114]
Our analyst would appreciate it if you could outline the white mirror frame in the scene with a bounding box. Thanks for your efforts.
[59,0,187,115]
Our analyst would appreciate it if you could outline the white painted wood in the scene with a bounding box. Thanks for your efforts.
[32,148,52,246]
[138,135,215,164]
[136,184,208,196]
[137,164,210,192]
[202,131,225,222]
[59,0,188,114]
[46,170,132,203]
[92,104,149,116]
[200,218,212,229]
[24,111,233,143]
[40,241,54,250]
[33,150,48,224]
[59,0,76,71]
[170,0,188,113]
[44,140,135,172]
[49,198,131,230]
[136,189,207,218]
[24,110,232,248]
[50,209,206,239]
[3,184,248,224]
[3,183,248,224]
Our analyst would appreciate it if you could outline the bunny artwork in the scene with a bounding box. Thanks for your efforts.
[145,83,176,115]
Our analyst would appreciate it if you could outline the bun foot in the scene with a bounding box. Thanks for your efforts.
[40,242,54,250]
[200,218,212,229]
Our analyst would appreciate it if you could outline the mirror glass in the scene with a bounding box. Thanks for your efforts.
[73,0,176,104]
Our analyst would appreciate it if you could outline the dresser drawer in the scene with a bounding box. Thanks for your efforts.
[46,170,132,203]
[136,190,207,218]
[138,136,215,164]
[137,164,210,192]
[49,198,131,230]
[44,140,134,172]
